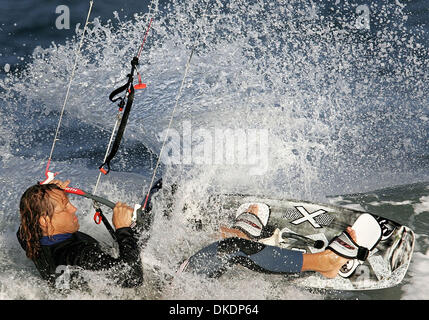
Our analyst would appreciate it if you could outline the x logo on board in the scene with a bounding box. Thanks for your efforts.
[291,206,328,228]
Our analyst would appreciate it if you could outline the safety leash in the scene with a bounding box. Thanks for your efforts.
[97,18,153,177]
[88,4,156,235]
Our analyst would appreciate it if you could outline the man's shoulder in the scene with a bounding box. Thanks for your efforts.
[51,232,103,265]
[50,232,99,253]
[72,231,100,244]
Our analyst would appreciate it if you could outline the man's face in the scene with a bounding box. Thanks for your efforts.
[47,189,79,234]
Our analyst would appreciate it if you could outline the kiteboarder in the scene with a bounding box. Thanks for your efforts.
[16,180,143,288]
[17,179,365,290]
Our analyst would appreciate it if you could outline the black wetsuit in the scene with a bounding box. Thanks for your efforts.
[181,237,303,278]
[17,227,143,288]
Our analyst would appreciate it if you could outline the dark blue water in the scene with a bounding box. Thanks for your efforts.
[0,0,154,71]
[2,0,428,74]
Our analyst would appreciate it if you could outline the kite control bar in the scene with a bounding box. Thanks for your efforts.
[40,169,144,234]
[64,186,142,224]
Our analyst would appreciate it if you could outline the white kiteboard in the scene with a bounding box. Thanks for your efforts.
[190,194,415,291]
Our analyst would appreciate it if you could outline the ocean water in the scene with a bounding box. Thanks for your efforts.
[0,0,428,300]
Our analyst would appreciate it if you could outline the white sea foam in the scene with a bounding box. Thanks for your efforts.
[413,195,429,215]
[401,252,429,300]
[369,200,413,206]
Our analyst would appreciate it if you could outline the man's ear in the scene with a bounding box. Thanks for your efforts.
[39,215,50,231]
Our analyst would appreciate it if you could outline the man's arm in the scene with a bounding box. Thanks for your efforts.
[72,202,143,287]
[74,227,143,287]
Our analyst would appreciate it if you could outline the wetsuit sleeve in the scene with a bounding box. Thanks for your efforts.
[75,227,143,287]
[184,238,303,278]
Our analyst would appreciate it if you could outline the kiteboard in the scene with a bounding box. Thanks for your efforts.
[182,193,415,291]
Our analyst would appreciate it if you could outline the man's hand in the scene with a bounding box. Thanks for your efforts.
[51,179,71,189]
[112,202,134,230]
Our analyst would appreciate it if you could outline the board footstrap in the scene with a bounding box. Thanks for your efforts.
[233,203,270,238]
[328,231,370,261]
[328,213,382,261]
